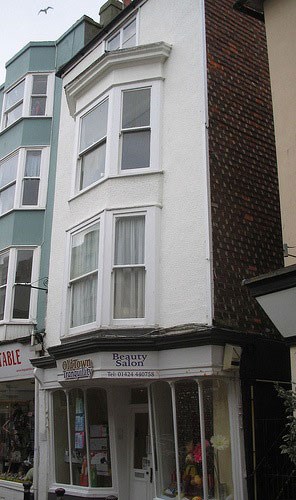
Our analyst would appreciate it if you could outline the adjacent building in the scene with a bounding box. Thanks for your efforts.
[0,16,100,500]
[30,1,291,499]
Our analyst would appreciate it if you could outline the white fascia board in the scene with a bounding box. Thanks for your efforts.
[64,42,172,116]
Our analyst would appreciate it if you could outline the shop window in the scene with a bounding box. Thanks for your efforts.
[2,73,53,129]
[0,147,49,216]
[52,388,112,489]
[150,378,234,499]
[106,18,137,51]
[151,381,176,499]
[0,379,34,482]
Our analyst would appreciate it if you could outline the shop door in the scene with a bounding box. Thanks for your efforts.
[129,406,153,500]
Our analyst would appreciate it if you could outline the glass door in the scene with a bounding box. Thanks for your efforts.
[129,406,153,500]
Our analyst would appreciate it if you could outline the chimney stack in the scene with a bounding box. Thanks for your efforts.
[123,0,132,5]
[99,0,124,27]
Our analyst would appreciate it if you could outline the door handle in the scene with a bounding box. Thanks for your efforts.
[150,467,153,483]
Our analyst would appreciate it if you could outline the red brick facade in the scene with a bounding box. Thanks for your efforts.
[205,0,283,334]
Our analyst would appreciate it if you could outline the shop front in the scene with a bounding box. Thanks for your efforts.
[35,341,247,500]
[0,341,36,499]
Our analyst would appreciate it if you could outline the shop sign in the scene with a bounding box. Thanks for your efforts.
[104,351,158,379]
[0,343,35,380]
[62,358,94,380]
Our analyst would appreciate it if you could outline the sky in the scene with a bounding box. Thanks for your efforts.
[0,0,107,83]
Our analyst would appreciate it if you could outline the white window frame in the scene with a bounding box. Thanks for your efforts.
[0,246,40,324]
[0,146,50,217]
[73,80,161,197]
[1,72,55,130]
[105,14,138,51]
[75,96,109,192]
[63,206,159,337]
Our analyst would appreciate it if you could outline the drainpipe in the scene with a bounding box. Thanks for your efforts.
[33,368,43,499]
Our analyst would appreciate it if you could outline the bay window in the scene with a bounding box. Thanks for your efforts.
[1,73,53,129]
[75,81,160,194]
[0,148,49,216]
[66,207,157,333]
[0,247,39,323]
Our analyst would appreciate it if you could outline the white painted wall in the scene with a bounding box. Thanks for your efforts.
[46,0,212,345]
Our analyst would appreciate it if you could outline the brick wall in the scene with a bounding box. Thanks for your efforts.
[205,0,283,334]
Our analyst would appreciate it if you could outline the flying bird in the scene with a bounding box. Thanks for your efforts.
[38,6,54,14]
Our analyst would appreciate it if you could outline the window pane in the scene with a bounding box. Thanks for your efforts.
[114,268,145,318]
[0,252,9,286]
[122,19,136,48]
[122,88,150,129]
[115,216,145,265]
[151,382,176,499]
[30,97,46,116]
[175,380,205,499]
[71,274,98,327]
[80,99,108,152]
[13,284,31,318]
[87,388,112,487]
[71,224,100,280]
[0,380,34,482]
[0,184,15,215]
[80,142,106,190]
[13,250,33,319]
[15,250,33,283]
[0,154,18,189]
[53,391,70,484]
[0,287,6,320]
[22,179,40,205]
[25,150,41,176]
[121,130,150,169]
[107,33,120,51]
[202,379,233,499]
[122,34,136,49]
[6,102,23,127]
[5,80,25,110]
[69,389,87,486]
[32,75,48,94]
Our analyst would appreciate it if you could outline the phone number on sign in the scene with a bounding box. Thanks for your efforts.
[106,371,157,378]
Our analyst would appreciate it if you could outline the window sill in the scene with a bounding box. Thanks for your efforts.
[69,169,163,203]
[49,484,117,498]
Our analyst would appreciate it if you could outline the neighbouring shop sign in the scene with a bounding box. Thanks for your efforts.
[62,358,94,380]
[0,343,35,380]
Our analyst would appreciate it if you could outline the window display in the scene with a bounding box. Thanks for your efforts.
[53,387,112,488]
[150,378,234,500]
[0,379,34,482]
